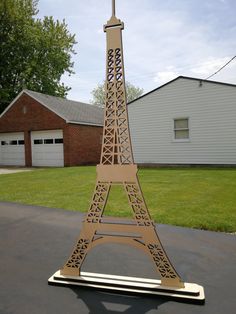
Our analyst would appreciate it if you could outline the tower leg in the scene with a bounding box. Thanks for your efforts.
[60,182,110,276]
[124,179,184,288]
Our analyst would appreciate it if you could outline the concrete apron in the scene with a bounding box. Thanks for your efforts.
[0,167,33,174]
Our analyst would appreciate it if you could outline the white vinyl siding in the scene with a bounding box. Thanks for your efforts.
[128,78,236,165]
[31,130,64,167]
[0,132,25,166]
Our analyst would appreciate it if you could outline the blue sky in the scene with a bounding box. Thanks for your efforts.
[37,0,236,102]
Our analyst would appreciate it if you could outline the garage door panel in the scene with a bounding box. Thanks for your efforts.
[34,152,63,158]
[33,147,63,153]
[0,133,25,166]
[31,130,64,167]
[33,153,64,161]
[32,159,64,167]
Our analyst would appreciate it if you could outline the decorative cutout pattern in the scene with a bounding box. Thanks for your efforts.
[86,182,110,223]
[147,244,178,279]
[101,47,133,165]
[65,239,90,269]
[124,182,152,226]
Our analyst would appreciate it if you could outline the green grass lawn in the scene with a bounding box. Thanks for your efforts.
[0,166,236,232]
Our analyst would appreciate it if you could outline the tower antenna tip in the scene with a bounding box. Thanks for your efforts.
[112,0,116,16]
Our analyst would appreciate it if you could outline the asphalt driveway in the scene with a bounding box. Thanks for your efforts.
[0,202,235,314]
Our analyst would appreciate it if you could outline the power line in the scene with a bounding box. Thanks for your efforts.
[205,55,236,80]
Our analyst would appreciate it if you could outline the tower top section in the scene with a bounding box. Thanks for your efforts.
[104,0,124,32]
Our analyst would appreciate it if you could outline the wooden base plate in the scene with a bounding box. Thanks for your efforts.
[48,271,205,304]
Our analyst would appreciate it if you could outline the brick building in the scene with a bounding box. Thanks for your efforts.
[0,90,103,167]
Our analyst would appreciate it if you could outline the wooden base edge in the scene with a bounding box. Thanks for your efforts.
[48,271,205,304]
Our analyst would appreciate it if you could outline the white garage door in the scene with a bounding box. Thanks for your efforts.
[31,130,64,167]
[0,132,25,166]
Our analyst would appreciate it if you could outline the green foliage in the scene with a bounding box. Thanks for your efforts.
[0,166,236,232]
[126,82,144,103]
[91,81,144,106]
[0,0,76,112]
[91,82,106,107]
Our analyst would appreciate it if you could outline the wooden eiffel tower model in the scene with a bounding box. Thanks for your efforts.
[49,0,204,302]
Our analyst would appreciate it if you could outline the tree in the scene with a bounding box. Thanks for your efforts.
[0,0,76,113]
[91,81,144,107]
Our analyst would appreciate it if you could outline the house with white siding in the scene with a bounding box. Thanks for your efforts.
[128,76,236,166]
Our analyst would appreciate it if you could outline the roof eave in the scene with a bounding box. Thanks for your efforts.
[67,120,103,127]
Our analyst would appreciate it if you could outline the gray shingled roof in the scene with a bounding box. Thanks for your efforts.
[24,89,104,126]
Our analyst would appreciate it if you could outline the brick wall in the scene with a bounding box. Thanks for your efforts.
[64,124,103,166]
[0,92,103,166]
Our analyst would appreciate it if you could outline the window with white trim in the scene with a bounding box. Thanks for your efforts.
[174,118,189,140]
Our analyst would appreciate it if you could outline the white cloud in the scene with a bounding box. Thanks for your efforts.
[191,57,230,76]
[154,66,180,84]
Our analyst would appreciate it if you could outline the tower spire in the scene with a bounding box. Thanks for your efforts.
[112,0,116,16]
